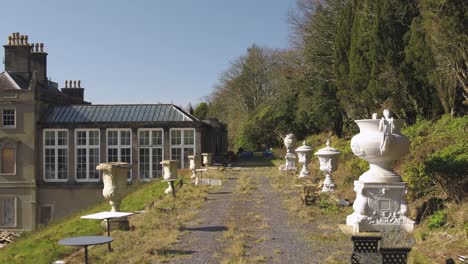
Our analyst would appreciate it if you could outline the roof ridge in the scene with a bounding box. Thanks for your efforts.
[66,103,174,107]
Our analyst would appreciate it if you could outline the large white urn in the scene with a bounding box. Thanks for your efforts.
[96,162,131,212]
[350,111,409,183]
[188,155,200,185]
[283,134,297,154]
[161,160,178,194]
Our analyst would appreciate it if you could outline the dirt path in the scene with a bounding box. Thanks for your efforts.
[165,167,318,264]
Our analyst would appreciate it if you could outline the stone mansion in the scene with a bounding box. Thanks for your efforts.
[0,33,227,231]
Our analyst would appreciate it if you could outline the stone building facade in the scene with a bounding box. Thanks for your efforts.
[0,33,227,230]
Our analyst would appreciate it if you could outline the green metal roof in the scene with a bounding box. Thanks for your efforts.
[43,104,197,124]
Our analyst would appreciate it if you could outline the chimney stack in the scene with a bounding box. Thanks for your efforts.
[30,42,48,80]
[61,80,84,102]
[4,32,31,77]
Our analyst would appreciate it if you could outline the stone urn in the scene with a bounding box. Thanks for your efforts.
[96,162,131,212]
[202,153,212,167]
[161,160,178,194]
[283,133,297,154]
[315,140,341,192]
[350,110,409,183]
[188,155,200,185]
[347,109,414,232]
[295,141,313,178]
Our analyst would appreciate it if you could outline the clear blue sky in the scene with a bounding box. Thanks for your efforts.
[1,0,296,107]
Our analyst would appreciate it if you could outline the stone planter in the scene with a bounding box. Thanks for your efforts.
[283,133,297,154]
[350,111,409,183]
[188,155,200,185]
[202,153,212,167]
[96,162,131,212]
[347,110,414,233]
[315,140,341,192]
[161,160,178,194]
[295,141,313,178]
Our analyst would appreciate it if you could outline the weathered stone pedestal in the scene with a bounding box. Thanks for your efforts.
[279,153,296,172]
[96,162,131,230]
[188,155,200,185]
[346,182,414,233]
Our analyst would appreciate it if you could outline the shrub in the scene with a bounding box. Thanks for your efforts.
[427,210,447,229]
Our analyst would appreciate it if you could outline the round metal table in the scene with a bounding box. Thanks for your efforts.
[58,236,113,264]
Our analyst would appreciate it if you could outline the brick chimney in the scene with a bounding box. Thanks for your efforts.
[61,80,84,102]
[30,43,47,80]
[4,32,31,78]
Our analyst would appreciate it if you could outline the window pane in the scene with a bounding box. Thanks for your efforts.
[183,148,194,169]
[152,130,163,145]
[57,149,68,179]
[1,147,15,174]
[171,130,181,145]
[2,109,15,127]
[184,130,194,145]
[139,148,150,180]
[89,131,99,146]
[57,131,68,146]
[152,148,163,177]
[76,148,87,179]
[107,131,118,146]
[0,198,15,226]
[45,148,55,179]
[45,131,55,146]
[77,131,86,146]
[121,130,131,146]
[89,148,100,179]
[108,148,118,162]
[139,130,150,146]
[171,148,182,168]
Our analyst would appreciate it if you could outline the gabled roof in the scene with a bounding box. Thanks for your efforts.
[0,71,23,90]
[43,104,198,124]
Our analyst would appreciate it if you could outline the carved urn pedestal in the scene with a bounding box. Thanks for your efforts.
[96,162,131,230]
[161,160,178,196]
[295,141,313,178]
[346,110,414,233]
[279,134,297,172]
[315,140,341,193]
[188,155,200,185]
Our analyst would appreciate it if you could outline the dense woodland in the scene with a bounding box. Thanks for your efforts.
[193,0,467,151]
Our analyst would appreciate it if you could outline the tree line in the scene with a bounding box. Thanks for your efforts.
[193,0,467,150]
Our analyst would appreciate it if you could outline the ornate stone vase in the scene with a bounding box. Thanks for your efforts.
[350,118,409,183]
[161,160,178,194]
[283,134,297,154]
[202,153,212,167]
[315,140,341,192]
[97,162,131,212]
[295,141,313,178]
[188,155,199,184]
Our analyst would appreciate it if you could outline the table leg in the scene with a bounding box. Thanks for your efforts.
[106,219,113,252]
[84,245,88,264]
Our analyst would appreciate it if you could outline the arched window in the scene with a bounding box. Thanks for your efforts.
[0,138,17,175]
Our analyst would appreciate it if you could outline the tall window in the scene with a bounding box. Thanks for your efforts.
[107,129,132,180]
[170,128,195,168]
[0,143,15,175]
[0,196,16,227]
[2,109,15,128]
[138,129,163,180]
[44,129,68,181]
[76,129,100,182]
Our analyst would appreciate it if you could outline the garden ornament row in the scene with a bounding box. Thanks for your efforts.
[346,109,415,233]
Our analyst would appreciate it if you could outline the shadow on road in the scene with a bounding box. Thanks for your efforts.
[181,226,228,232]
